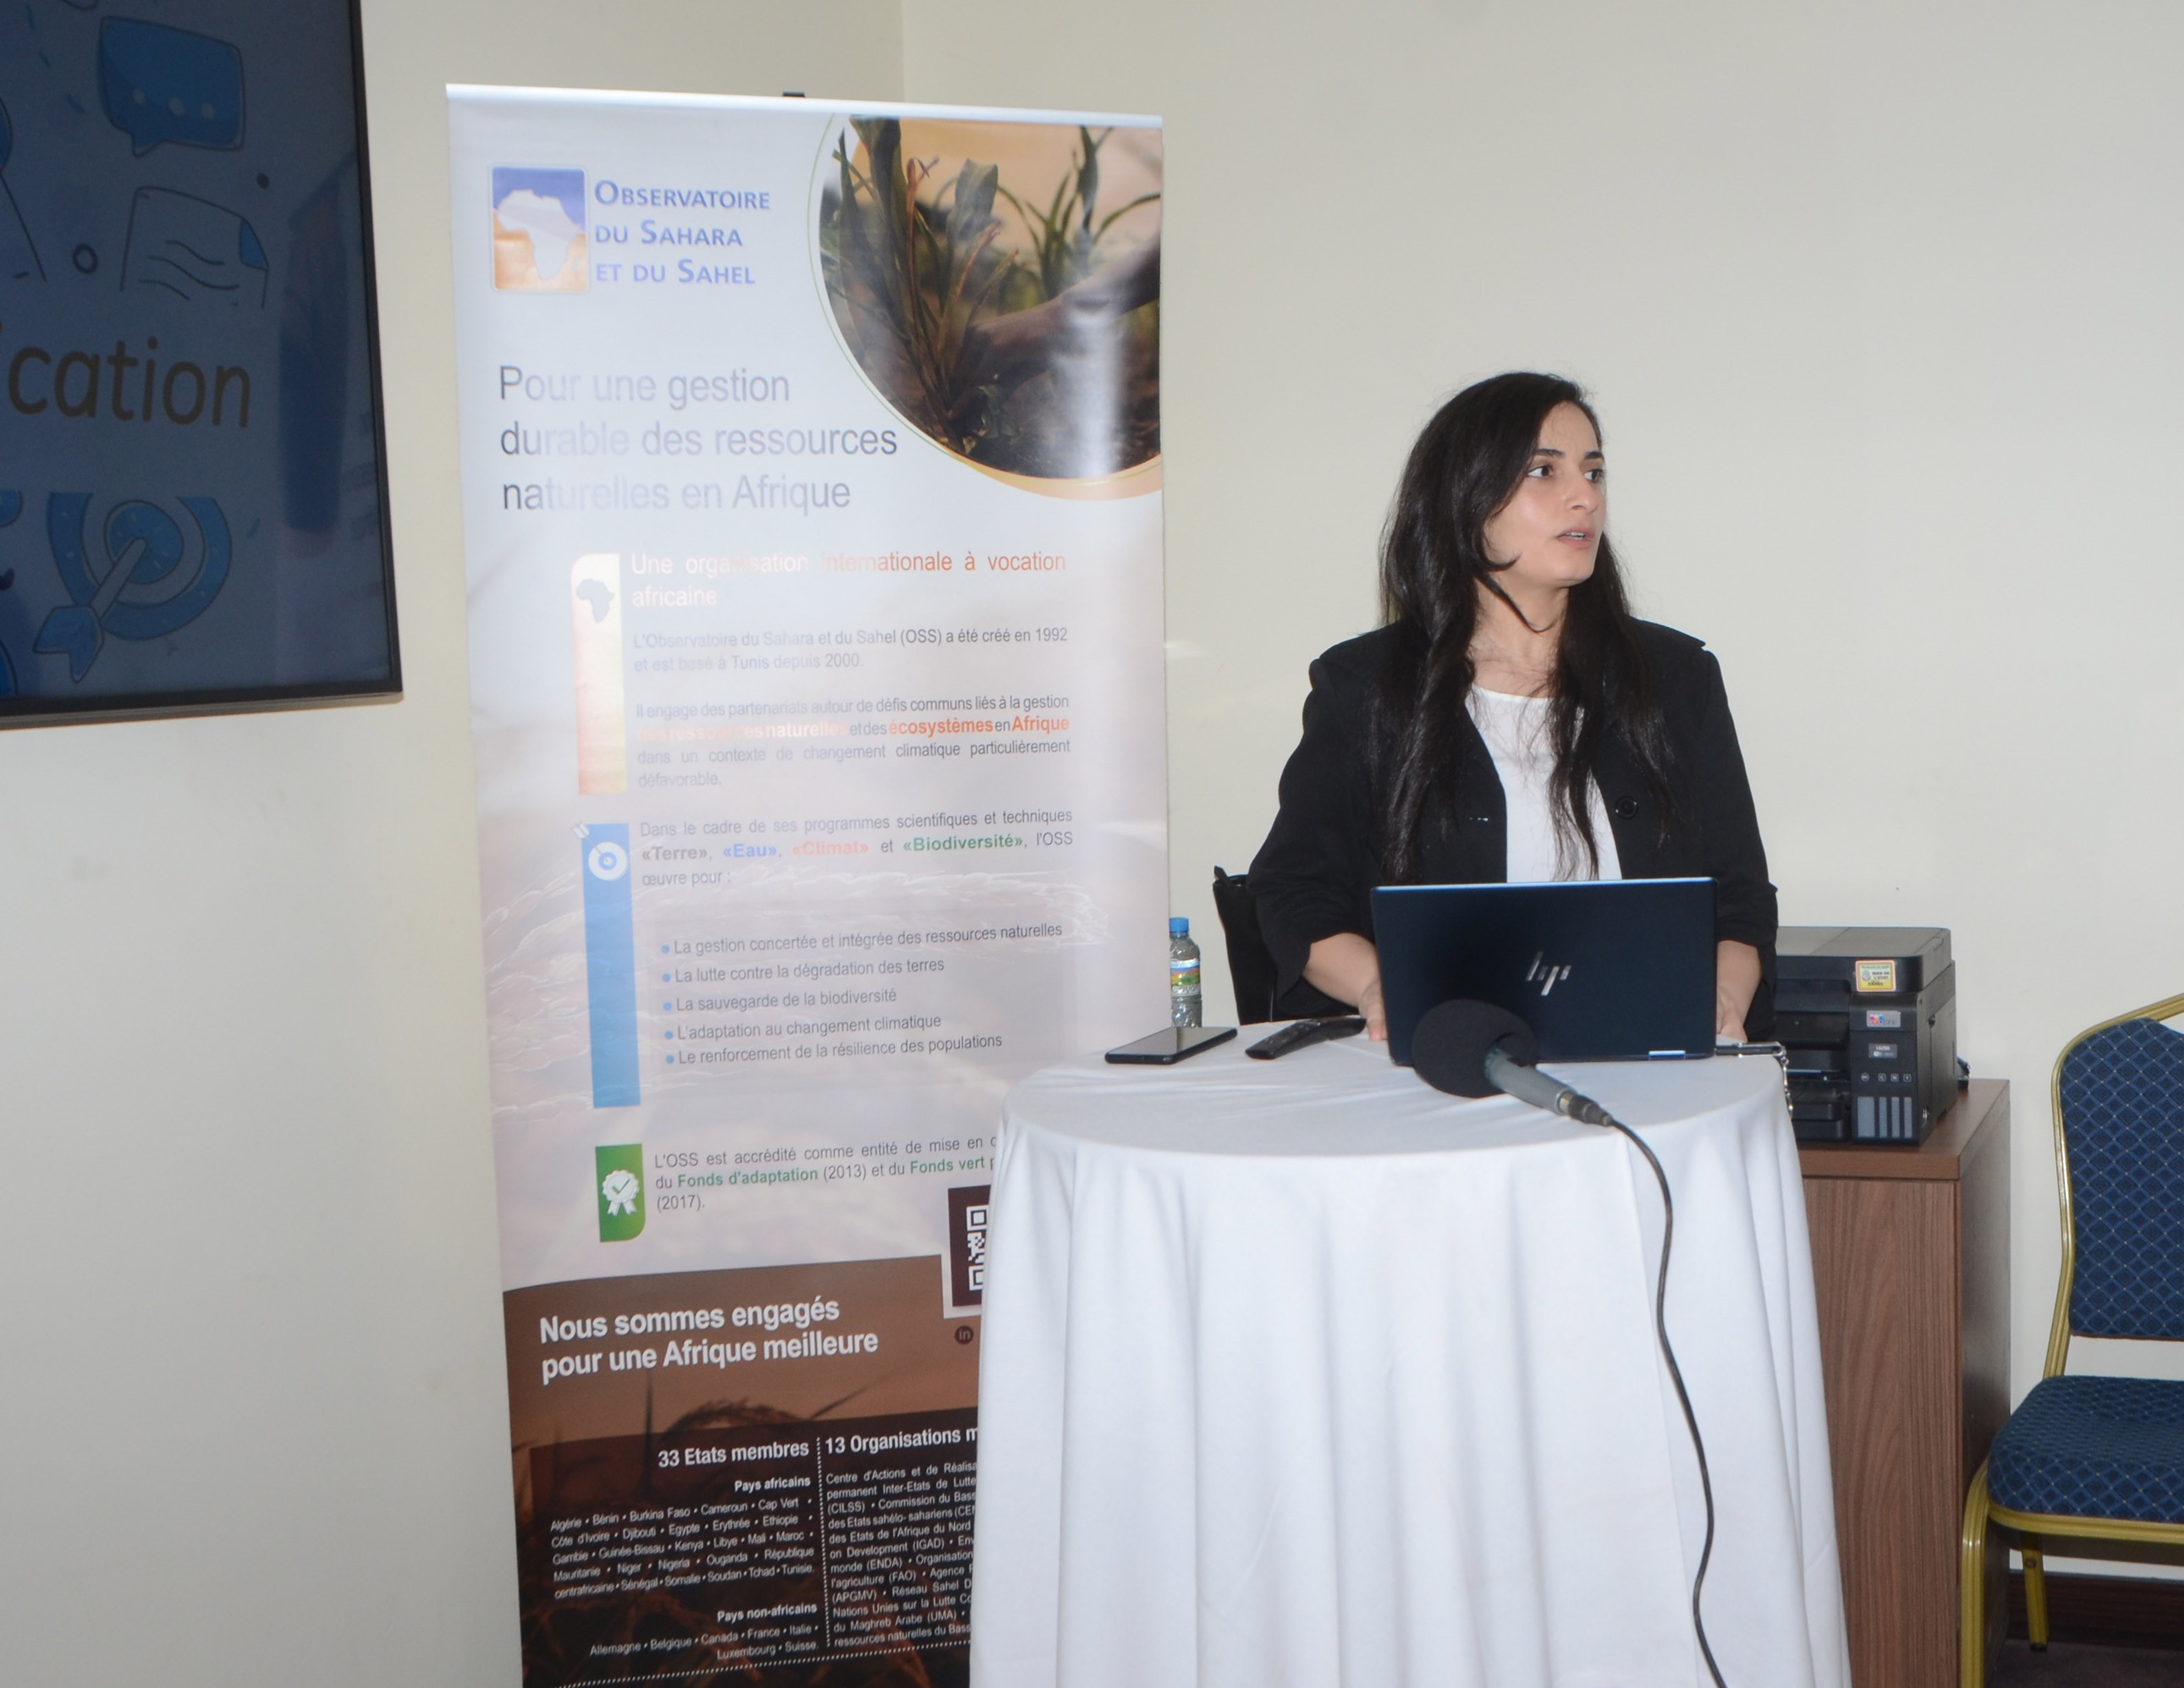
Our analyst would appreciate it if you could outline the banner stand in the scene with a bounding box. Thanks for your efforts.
[449,88,1166,1685]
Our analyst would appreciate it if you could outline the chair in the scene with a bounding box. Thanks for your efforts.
[1211,867,1279,1024]
[1959,992,2184,1686]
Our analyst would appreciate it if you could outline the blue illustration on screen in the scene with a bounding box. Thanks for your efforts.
[98,17,246,156]
[121,187,268,307]
[0,491,19,697]
[33,494,233,682]
[0,94,44,281]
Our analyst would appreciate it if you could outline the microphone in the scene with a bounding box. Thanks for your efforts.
[1411,998,1614,1126]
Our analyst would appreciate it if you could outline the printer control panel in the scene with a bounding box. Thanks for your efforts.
[1850,1025,1923,1142]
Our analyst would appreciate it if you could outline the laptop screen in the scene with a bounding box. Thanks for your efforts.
[1372,879,1716,1066]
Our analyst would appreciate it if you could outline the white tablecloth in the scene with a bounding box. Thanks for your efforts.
[969,1035,1848,1688]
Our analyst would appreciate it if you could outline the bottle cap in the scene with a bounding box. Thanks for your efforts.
[1169,917,1189,936]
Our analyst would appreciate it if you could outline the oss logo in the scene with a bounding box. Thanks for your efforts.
[587,839,629,880]
[34,493,231,681]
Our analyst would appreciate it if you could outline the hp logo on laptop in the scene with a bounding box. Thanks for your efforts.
[1525,953,1572,997]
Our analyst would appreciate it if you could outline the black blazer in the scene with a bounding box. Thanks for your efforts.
[1248,619,1778,1028]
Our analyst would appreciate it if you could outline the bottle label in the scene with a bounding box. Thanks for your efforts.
[1169,962,1200,990]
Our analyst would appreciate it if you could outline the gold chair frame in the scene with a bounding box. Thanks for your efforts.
[1958,991,2184,1687]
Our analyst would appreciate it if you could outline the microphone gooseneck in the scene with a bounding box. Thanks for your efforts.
[1482,1040,1614,1127]
[1414,999,1729,1688]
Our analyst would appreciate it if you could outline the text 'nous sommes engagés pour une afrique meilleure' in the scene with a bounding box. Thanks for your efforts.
[536,1299,878,1386]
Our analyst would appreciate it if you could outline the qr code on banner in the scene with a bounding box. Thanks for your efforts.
[948,1184,991,1307]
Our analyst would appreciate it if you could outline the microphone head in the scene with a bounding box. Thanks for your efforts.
[1412,999,1537,1096]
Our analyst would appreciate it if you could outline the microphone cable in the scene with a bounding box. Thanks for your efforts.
[1415,1002,1748,1685]
[1590,1103,1728,1688]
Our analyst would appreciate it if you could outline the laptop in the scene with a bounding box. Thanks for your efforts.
[1372,879,1716,1068]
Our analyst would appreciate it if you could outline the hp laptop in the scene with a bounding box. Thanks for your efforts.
[1372,879,1716,1068]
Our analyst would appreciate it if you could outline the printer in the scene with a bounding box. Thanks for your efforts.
[1776,927,1958,1145]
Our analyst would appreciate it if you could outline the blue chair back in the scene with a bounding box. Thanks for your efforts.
[2059,1017,2184,1341]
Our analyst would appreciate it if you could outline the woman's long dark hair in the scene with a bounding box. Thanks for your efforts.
[1374,372,1673,880]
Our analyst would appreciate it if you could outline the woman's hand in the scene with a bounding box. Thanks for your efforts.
[1716,939,1761,1043]
[1355,972,1387,1043]
[1303,933,1387,1041]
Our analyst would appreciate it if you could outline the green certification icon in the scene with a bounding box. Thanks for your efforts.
[595,1143,645,1242]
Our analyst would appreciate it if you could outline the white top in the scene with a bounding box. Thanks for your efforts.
[969,1043,1849,1688]
[1467,686,1623,882]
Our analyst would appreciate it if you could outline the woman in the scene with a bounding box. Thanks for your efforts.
[1249,371,1775,1041]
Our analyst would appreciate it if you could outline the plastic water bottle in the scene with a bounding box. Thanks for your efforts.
[1169,917,1202,1028]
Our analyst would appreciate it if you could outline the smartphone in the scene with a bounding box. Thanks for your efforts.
[1104,1025,1237,1065]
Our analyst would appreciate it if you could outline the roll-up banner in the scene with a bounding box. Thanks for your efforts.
[447,89,1165,1685]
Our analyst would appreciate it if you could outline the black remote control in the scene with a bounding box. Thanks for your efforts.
[1245,1017,1367,1060]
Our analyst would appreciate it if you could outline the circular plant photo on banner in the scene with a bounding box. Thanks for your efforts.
[819,116,1161,488]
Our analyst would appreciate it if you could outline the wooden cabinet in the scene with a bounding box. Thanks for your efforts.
[1800,1081,2012,1687]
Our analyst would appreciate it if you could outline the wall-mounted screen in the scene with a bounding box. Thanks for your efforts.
[0,0,396,726]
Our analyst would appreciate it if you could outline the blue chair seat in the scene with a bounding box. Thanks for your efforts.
[1987,1374,2184,1524]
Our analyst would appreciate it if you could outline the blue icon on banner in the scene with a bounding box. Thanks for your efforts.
[589,838,628,879]
[99,18,246,156]
[579,823,640,1107]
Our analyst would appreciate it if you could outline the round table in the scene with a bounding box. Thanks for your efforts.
[968,1033,1849,1688]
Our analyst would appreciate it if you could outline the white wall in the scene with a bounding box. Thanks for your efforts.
[9,5,2183,1680]
[905,0,2184,1562]
[0,5,897,1685]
